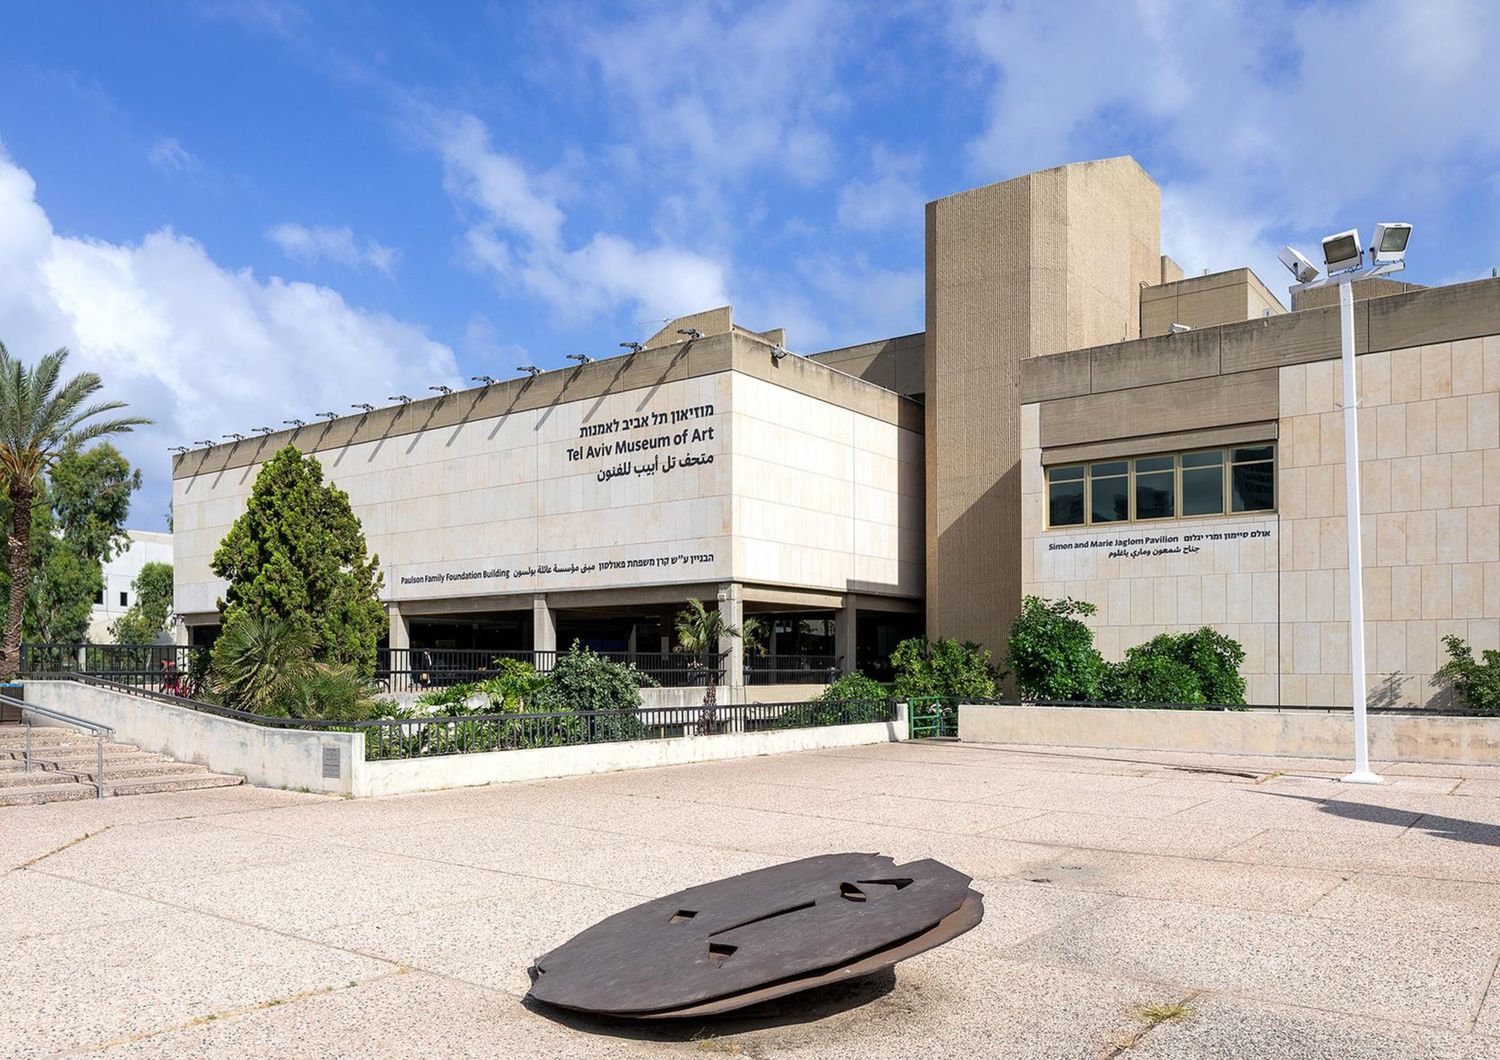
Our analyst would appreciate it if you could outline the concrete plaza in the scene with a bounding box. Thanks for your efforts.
[4,740,1500,1059]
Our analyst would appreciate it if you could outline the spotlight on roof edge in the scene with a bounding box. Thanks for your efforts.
[193,440,214,447]
[352,403,375,413]
[284,418,306,427]
[566,354,593,365]
[168,445,189,454]
[1321,228,1363,275]
[771,344,789,364]
[518,366,541,376]
[472,375,496,386]
[620,341,644,353]
[222,432,245,441]
[429,385,453,395]
[389,395,412,404]
[318,411,338,420]
[1168,323,1192,334]
[677,327,703,340]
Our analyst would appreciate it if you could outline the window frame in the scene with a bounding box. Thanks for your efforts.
[1044,443,1276,529]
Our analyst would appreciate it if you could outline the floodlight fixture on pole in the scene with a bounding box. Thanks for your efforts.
[352,403,375,413]
[517,366,541,377]
[771,344,789,364]
[193,440,214,448]
[677,327,703,340]
[472,375,497,386]
[1285,221,1413,786]
[620,341,644,353]
[566,354,593,365]
[168,445,189,454]
[429,385,453,396]
[253,426,273,436]
[1168,323,1192,334]
[283,418,306,428]
[389,395,412,405]
[317,411,338,421]
[222,432,245,442]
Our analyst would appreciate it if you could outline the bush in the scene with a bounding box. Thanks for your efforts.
[770,673,893,729]
[413,658,546,715]
[816,672,889,704]
[281,662,381,722]
[530,641,657,714]
[209,613,380,720]
[1437,635,1500,715]
[891,637,997,702]
[1101,628,1247,707]
[1004,597,1106,701]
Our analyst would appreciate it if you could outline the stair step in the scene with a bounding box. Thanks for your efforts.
[0,738,138,756]
[0,770,83,789]
[36,751,169,771]
[104,773,243,797]
[0,781,97,806]
[69,761,213,782]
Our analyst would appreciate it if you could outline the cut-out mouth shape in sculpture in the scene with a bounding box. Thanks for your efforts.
[527,853,984,1020]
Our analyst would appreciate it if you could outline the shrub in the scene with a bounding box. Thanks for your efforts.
[1102,628,1247,707]
[816,672,889,704]
[413,658,546,715]
[530,641,657,714]
[891,637,997,702]
[769,672,893,729]
[1004,597,1106,701]
[1437,635,1500,715]
[209,613,313,715]
[281,661,381,722]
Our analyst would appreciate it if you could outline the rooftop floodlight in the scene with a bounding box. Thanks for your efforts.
[518,365,541,376]
[193,440,214,448]
[352,403,375,413]
[620,341,644,353]
[471,375,496,386]
[771,344,789,364]
[283,418,306,428]
[1369,222,1412,264]
[168,445,189,454]
[1168,323,1192,334]
[388,394,412,404]
[1321,228,1363,275]
[566,353,593,365]
[223,432,246,442]
[317,411,338,421]
[253,426,273,435]
[677,327,703,340]
[1279,246,1320,284]
[429,385,453,395]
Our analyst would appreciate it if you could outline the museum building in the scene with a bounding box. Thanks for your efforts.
[172,155,1500,707]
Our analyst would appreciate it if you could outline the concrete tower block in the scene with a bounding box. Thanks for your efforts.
[924,156,1161,653]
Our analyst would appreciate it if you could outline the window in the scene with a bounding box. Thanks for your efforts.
[95,589,104,605]
[119,591,128,607]
[1045,444,1275,527]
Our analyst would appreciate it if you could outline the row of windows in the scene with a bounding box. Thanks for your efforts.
[1047,445,1275,528]
[94,590,129,607]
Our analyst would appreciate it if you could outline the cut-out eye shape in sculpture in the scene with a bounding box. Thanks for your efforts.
[669,910,697,924]
[840,882,867,902]
[708,943,737,963]
[858,878,914,891]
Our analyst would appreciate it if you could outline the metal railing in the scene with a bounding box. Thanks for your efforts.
[21,643,207,696]
[1,693,114,798]
[56,674,897,762]
[744,655,842,686]
[377,647,729,693]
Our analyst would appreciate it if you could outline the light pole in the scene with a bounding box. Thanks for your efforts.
[1284,226,1410,785]
[1283,223,1412,785]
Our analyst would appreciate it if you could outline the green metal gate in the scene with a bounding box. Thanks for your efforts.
[908,696,958,739]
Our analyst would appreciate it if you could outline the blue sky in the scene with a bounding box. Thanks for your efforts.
[1,0,1498,527]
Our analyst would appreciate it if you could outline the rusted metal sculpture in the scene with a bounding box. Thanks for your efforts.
[528,853,983,1019]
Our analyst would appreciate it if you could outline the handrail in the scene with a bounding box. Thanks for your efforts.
[1,692,114,798]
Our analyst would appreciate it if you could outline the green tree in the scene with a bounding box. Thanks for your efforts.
[211,445,385,671]
[1436,635,1500,716]
[0,345,147,676]
[1101,629,1247,707]
[675,598,742,733]
[891,636,998,701]
[112,561,175,644]
[1003,596,1107,701]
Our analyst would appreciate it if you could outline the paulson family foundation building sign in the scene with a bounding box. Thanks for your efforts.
[173,156,1500,709]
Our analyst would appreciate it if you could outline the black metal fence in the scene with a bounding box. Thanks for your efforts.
[745,655,842,685]
[57,675,898,762]
[21,643,207,696]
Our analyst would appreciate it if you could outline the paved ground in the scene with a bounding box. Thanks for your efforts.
[3,741,1499,1059]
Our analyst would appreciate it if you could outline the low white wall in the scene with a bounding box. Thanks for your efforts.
[382,684,835,710]
[355,711,907,797]
[26,680,360,794]
[958,703,1500,766]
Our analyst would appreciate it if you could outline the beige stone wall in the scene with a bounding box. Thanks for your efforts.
[1020,332,1500,709]
[1020,405,1282,704]
[174,369,923,617]
[1278,335,1500,708]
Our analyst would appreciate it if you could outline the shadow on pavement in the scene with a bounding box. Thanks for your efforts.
[1253,791,1500,847]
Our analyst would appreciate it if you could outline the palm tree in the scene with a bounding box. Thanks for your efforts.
[675,598,741,734]
[0,343,149,679]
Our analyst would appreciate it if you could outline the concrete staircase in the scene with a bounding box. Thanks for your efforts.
[0,725,243,806]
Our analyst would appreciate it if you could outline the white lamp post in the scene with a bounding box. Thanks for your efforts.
[1283,222,1412,785]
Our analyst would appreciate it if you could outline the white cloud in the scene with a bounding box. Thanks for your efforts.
[428,109,730,322]
[148,137,201,175]
[0,147,458,526]
[267,223,398,274]
[950,0,1500,280]
[836,147,925,232]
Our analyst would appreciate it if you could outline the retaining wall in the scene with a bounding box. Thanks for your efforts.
[25,680,908,797]
[958,703,1500,766]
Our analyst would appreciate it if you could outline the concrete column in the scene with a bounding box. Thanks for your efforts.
[532,594,556,657]
[718,582,744,690]
[659,606,678,655]
[386,604,410,653]
[171,619,189,648]
[836,594,859,677]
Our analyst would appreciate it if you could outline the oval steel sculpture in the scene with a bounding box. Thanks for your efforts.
[528,853,984,1019]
